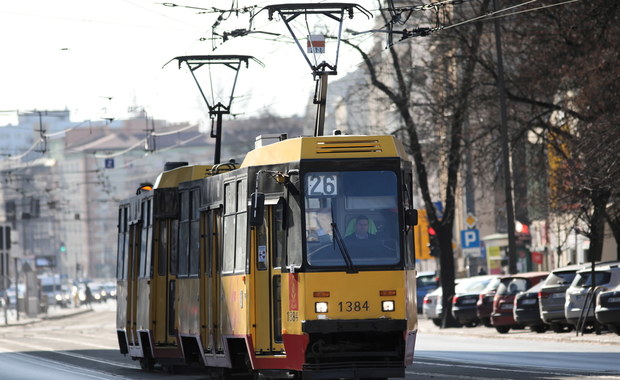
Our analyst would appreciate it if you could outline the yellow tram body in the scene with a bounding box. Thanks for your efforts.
[116,134,418,379]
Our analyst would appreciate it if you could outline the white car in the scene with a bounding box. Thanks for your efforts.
[565,263,620,331]
[422,286,443,326]
[423,277,484,326]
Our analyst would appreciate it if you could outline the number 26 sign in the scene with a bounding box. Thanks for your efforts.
[307,174,338,196]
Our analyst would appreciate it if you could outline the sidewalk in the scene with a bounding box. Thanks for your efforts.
[418,317,620,346]
[0,304,93,327]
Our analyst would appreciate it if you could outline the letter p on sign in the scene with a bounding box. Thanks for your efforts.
[461,229,480,249]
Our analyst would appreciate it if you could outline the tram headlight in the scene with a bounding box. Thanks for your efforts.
[315,302,328,313]
[382,300,395,312]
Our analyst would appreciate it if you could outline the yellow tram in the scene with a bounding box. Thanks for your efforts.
[116,133,419,379]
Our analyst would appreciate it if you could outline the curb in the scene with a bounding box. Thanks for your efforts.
[1,307,93,327]
[41,308,94,321]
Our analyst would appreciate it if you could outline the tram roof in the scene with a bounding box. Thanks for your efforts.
[241,135,408,168]
[153,165,213,189]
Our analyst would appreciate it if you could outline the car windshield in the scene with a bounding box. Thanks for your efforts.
[573,271,611,287]
[544,271,577,286]
[304,170,400,267]
[497,278,529,295]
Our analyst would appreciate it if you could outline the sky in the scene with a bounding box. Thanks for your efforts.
[0,0,379,127]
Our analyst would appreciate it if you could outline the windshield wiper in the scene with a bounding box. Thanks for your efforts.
[329,201,357,274]
[331,222,357,274]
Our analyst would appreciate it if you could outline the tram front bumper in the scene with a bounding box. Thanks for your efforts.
[300,319,409,379]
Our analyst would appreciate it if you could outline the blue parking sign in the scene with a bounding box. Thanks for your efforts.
[461,229,480,248]
[105,158,114,169]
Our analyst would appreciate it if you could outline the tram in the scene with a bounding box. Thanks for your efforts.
[116,133,419,379]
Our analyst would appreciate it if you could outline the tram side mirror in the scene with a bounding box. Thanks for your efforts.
[405,209,418,226]
[250,192,265,226]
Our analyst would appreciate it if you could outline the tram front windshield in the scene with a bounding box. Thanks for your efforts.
[304,170,401,267]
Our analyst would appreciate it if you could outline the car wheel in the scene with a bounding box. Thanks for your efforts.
[532,325,546,333]
[465,322,479,328]
[481,318,492,327]
[495,326,510,334]
[432,318,442,327]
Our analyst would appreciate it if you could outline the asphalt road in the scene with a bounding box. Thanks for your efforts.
[0,303,619,380]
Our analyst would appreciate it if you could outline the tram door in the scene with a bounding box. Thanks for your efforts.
[152,219,171,344]
[203,208,223,353]
[254,203,285,352]
[126,219,142,347]
[200,209,217,353]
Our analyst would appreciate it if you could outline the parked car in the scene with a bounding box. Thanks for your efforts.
[416,271,438,313]
[424,277,488,327]
[514,282,547,333]
[565,264,620,332]
[452,275,500,327]
[538,263,585,333]
[595,284,620,335]
[491,271,548,334]
[476,276,501,327]
[423,286,444,326]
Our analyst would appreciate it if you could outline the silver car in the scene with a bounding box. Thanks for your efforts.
[538,264,585,332]
[565,263,620,332]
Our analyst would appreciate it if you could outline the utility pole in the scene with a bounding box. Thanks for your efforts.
[493,0,517,274]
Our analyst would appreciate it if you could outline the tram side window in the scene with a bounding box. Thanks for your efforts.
[147,200,153,276]
[139,199,153,278]
[256,216,268,271]
[178,191,190,276]
[235,179,247,273]
[222,183,236,273]
[273,200,286,269]
[189,190,200,276]
[158,221,168,276]
[403,172,415,267]
[222,180,247,274]
[235,212,247,273]
[170,220,179,275]
[116,207,127,280]
[204,211,213,276]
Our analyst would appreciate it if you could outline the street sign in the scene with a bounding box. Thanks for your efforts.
[465,213,477,229]
[462,247,482,257]
[433,201,443,220]
[105,158,114,169]
[461,229,480,248]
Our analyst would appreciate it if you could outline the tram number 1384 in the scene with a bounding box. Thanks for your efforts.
[338,301,370,312]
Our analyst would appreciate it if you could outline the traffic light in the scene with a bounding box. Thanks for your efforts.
[59,242,66,253]
[428,227,440,257]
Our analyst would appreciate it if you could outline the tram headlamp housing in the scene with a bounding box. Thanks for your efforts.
[382,300,395,312]
[315,302,328,313]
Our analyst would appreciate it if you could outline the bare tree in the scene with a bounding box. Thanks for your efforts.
[344,0,491,325]
[497,0,620,260]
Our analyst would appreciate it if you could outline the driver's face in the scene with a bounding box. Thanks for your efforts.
[356,219,369,235]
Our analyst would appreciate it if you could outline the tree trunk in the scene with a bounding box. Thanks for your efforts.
[588,188,610,261]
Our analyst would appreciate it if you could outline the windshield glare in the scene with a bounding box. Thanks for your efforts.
[304,171,400,267]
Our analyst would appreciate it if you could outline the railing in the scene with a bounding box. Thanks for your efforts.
[576,285,603,336]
